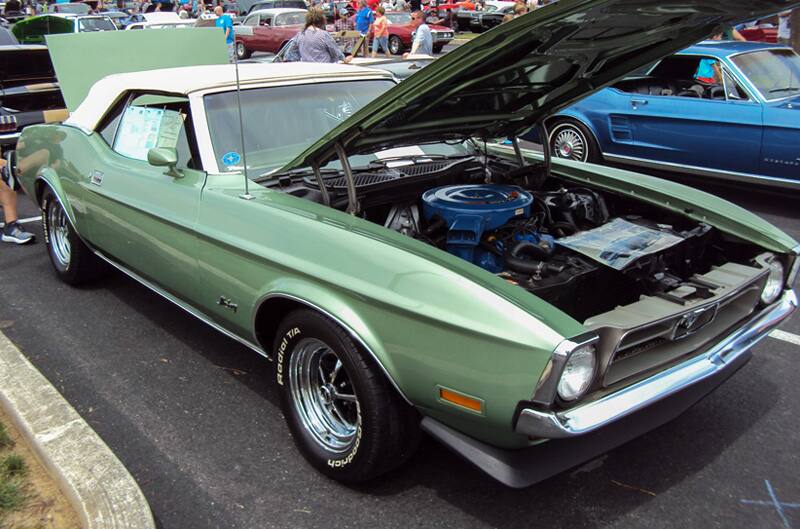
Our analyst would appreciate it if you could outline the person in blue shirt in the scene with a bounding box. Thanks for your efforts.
[214,5,235,63]
[354,0,373,57]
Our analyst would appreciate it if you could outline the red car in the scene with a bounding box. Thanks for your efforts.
[234,8,306,59]
[738,25,778,43]
[382,11,454,55]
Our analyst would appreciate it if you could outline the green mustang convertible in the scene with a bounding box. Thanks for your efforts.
[12,0,800,487]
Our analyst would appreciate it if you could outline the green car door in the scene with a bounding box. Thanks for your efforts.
[83,92,205,299]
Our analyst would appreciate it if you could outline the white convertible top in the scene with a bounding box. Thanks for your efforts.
[66,62,391,132]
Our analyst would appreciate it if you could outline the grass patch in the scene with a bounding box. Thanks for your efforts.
[1,455,26,478]
[0,424,12,450]
[0,478,25,511]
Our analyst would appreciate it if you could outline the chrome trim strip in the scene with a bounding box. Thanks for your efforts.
[603,153,800,190]
[0,132,21,142]
[516,289,797,439]
[256,293,413,404]
[92,251,270,361]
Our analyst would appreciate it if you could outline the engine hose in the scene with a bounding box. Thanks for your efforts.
[549,221,577,236]
[505,241,551,275]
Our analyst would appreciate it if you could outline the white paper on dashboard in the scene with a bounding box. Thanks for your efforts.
[374,146,426,167]
[114,106,164,160]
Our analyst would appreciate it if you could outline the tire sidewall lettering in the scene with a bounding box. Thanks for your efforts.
[327,409,362,469]
[276,326,301,386]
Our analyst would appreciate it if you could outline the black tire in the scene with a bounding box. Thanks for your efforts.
[236,41,251,60]
[547,118,601,163]
[41,187,104,285]
[388,35,403,55]
[432,43,444,54]
[274,309,420,483]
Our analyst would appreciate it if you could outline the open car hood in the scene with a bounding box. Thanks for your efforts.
[282,0,799,171]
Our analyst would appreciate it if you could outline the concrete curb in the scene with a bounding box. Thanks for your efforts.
[0,331,155,529]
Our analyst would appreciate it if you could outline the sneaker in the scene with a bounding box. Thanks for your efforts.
[1,221,35,245]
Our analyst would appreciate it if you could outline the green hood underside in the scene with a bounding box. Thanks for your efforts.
[283,0,800,171]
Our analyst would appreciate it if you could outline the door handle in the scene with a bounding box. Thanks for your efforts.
[631,99,649,107]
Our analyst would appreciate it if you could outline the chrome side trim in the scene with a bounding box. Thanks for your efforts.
[92,251,269,361]
[603,153,800,190]
[516,288,797,439]
[256,293,413,404]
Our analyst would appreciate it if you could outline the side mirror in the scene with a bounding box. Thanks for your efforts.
[147,147,183,178]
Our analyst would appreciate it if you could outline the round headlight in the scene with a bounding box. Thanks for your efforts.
[761,259,785,305]
[557,345,596,402]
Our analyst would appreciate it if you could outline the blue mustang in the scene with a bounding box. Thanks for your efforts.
[529,41,800,189]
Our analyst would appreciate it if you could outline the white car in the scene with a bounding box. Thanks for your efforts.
[126,20,197,29]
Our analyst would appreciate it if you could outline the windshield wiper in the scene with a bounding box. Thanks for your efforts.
[768,86,800,94]
[361,153,474,169]
[254,167,341,184]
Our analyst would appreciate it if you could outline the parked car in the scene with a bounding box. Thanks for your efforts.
[234,7,305,58]
[454,3,512,32]
[528,41,800,190]
[738,24,778,43]
[126,20,197,29]
[241,0,305,16]
[48,2,91,14]
[382,11,453,54]
[11,0,799,488]
[0,43,67,147]
[12,14,117,44]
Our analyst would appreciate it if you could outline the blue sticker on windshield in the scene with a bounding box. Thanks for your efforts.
[221,152,241,166]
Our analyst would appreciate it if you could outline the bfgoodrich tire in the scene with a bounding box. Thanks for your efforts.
[547,118,601,163]
[274,309,420,483]
[41,187,104,285]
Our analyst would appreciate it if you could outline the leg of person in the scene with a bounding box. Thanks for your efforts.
[382,36,390,58]
[0,163,34,245]
[228,42,235,63]
[371,35,378,58]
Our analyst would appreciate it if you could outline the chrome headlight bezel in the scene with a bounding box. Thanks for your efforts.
[759,253,785,305]
[532,333,598,406]
[556,344,597,402]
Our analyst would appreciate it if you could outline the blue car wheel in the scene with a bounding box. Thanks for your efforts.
[548,119,600,163]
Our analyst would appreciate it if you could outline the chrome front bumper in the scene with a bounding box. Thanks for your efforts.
[516,288,797,439]
[0,132,21,145]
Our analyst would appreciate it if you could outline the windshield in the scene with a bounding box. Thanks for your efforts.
[275,12,305,26]
[78,17,117,31]
[56,3,90,13]
[731,48,800,100]
[204,80,395,175]
[386,12,410,24]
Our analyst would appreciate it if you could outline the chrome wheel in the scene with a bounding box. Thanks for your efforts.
[389,36,402,55]
[47,201,71,269]
[551,125,587,162]
[236,41,246,59]
[289,338,359,453]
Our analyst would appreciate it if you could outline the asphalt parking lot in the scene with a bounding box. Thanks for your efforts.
[0,174,797,529]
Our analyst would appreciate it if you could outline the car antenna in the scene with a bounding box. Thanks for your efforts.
[233,34,254,200]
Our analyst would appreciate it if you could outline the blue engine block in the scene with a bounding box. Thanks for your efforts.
[421,184,535,272]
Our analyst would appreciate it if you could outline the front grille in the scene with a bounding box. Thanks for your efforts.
[585,262,768,387]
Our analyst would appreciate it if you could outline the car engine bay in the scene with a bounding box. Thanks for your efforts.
[268,152,767,325]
